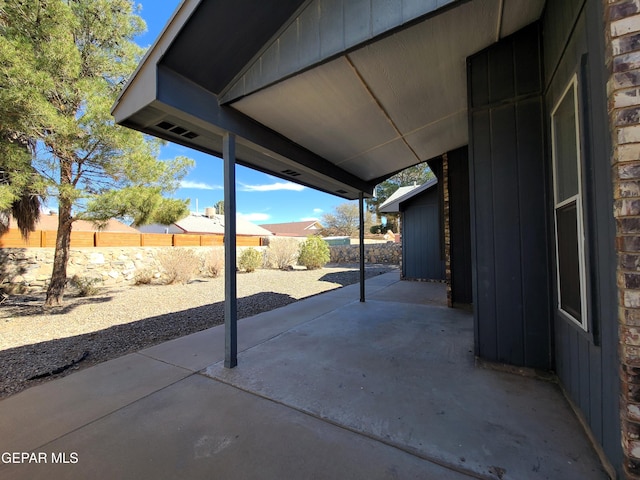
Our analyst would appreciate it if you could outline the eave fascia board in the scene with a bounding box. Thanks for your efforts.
[112,0,200,117]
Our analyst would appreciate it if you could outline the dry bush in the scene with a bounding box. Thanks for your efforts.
[134,269,155,285]
[205,248,225,278]
[70,275,102,297]
[157,249,199,284]
[266,237,300,269]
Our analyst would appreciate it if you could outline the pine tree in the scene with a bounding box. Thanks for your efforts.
[0,0,193,305]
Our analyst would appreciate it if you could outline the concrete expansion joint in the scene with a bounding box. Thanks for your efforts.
[25,366,198,458]
[135,352,198,373]
[197,371,493,480]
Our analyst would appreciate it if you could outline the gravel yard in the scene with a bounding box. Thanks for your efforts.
[0,264,397,399]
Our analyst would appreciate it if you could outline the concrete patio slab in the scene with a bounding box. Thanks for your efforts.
[139,287,361,372]
[2,374,474,480]
[369,279,447,305]
[205,298,608,479]
[0,353,191,455]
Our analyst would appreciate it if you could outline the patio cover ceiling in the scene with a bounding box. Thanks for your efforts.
[112,0,545,200]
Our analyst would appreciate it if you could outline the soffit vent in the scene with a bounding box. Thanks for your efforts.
[157,121,174,130]
[155,122,199,140]
[336,189,348,194]
[281,169,301,177]
[170,126,188,135]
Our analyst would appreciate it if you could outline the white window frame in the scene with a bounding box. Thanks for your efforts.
[551,74,588,331]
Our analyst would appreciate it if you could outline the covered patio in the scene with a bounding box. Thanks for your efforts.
[0,272,606,479]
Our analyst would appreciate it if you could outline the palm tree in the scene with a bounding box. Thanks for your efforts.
[0,134,43,238]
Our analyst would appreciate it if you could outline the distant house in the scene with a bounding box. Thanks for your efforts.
[1,213,142,248]
[138,213,273,238]
[259,220,323,237]
[8,213,139,233]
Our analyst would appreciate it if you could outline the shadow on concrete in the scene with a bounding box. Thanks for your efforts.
[0,291,295,398]
[318,264,398,287]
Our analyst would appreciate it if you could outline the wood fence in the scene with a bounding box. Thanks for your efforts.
[0,229,264,248]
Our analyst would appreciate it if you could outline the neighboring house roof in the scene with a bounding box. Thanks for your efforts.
[259,220,323,237]
[10,214,140,233]
[136,214,273,237]
[378,178,438,213]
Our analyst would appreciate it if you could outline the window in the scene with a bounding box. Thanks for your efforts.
[551,75,588,330]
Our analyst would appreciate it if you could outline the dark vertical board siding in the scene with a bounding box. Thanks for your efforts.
[470,54,489,109]
[555,320,566,389]
[514,26,543,96]
[471,108,498,360]
[579,338,591,423]
[570,330,580,402]
[448,147,473,305]
[516,99,552,368]
[468,25,551,368]
[543,0,621,472]
[585,0,621,470]
[588,342,604,442]
[403,189,444,280]
[543,0,584,82]
[488,41,515,104]
[491,104,525,365]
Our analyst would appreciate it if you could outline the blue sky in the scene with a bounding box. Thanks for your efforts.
[135,1,349,225]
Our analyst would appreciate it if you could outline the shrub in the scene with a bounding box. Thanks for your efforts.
[298,235,330,270]
[71,275,101,297]
[370,222,397,234]
[134,269,154,285]
[238,248,262,273]
[157,248,199,284]
[205,248,225,278]
[266,238,299,269]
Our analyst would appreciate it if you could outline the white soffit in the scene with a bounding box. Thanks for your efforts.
[348,0,500,134]
[232,57,399,164]
[230,0,544,183]
[500,0,546,38]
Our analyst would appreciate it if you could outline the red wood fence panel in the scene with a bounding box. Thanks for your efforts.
[0,229,42,247]
[172,234,202,247]
[95,232,141,247]
[69,231,96,247]
[237,235,262,247]
[140,233,173,247]
[1,229,263,248]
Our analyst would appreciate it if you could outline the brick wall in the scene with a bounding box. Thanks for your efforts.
[606,1,640,477]
[442,153,453,307]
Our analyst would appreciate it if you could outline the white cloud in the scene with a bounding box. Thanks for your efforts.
[313,208,323,213]
[239,182,305,192]
[181,180,222,190]
[237,212,271,222]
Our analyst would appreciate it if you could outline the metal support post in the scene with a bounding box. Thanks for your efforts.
[359,192,365,302]
[224,133,237,368]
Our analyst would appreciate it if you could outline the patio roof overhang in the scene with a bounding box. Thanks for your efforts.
[112,0,545,200]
